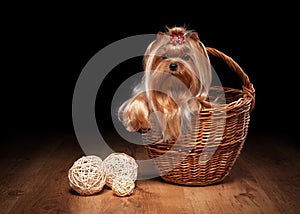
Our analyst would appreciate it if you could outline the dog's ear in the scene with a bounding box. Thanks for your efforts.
[187,31,209,58]
[156,31,165,41]
[188,31,199,42]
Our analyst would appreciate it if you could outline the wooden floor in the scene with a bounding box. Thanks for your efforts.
[0,130,299,214]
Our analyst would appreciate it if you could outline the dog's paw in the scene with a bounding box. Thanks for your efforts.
[124,112,150,132]
[162,132,177,143]
[137,128,151,134]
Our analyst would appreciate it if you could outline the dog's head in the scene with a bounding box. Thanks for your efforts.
[143,26,212,98]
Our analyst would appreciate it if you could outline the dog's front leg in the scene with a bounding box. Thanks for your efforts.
[122,92,151,132]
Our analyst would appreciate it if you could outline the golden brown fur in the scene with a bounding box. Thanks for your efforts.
[119,26,212,142]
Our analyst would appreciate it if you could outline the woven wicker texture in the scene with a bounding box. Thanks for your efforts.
[68,155,106,195]
[143,47,255,186]
[102,153,138,188]
[112,178,135,197]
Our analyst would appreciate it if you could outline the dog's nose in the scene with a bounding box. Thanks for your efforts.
[169,63,178,71]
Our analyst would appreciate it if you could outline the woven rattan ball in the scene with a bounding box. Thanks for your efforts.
[112,178,135,197]
[68,155,106,196]
[102,153,138,188]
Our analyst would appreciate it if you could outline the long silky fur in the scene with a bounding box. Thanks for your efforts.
[118,26,212,142]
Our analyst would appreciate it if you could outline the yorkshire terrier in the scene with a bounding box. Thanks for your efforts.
[118,26,212,142]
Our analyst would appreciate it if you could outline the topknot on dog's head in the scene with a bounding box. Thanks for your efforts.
[164,26,201,45]
[167,26,186,35]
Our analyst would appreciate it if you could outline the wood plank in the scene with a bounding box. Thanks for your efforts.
[0,133,64,212]
[6,134,83,213]
[238,133,300,214]
[0,132,299,213]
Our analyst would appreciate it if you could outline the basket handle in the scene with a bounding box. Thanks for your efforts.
[206,47,256,111]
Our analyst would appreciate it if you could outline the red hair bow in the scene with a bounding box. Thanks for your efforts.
[170,33,185,45]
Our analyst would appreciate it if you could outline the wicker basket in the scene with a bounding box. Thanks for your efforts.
[142,47,255,186]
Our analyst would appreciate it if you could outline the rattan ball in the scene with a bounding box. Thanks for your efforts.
[68,155,106,196]
[102,153,138,188]
[112,178,135,197]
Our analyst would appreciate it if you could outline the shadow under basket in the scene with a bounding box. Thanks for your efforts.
[142,47,256,186]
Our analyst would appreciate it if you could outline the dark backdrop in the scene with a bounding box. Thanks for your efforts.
[2,4,298,142]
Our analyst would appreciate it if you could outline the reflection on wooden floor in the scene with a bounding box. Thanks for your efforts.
[0,131,299,213]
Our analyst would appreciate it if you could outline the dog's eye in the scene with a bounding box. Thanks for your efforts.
[162,53,168,59]
[182,54,190,61]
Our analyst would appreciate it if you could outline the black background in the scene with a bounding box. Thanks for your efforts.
[2,3,298,142]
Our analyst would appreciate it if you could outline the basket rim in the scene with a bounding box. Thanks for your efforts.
[192,86,253,120]
[205,48,255,111]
